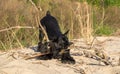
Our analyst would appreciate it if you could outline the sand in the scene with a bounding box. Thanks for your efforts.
[0,36,120,74]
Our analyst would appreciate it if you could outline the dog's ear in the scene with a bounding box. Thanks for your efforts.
[63,30,69,36]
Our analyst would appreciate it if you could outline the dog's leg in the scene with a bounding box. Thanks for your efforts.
[61,49,75,64]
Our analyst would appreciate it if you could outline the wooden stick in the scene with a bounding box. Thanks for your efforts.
[0,26,35,32]
[83,50,113,66]
[93,54,112,66]
[28,0,42,12]
[28,0,49,42]
[24,52,49,60]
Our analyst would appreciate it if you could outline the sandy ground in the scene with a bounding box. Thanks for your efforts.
[0,36,120,74]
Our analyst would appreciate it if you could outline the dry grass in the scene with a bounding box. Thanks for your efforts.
[74,2,93,44]
[0,0,39,50]
[0,0,120,50]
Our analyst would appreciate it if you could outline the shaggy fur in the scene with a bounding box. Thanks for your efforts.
[37,11,75,64]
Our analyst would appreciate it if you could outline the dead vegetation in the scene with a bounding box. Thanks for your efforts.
[3,37,116,66]
[74,2,93,44]
[0,0,120,74]
[0,0,120,50]
[71,37,112,66]
[0,37,120,74]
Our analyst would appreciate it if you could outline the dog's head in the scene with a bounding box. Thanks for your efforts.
[57,30,73,49]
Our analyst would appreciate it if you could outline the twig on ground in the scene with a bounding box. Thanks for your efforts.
[11,51,49,60]
[83,49,113,66]
[93,53,112,66]
[24,52,49,60]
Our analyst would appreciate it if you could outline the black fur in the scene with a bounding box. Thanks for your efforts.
[38,11,75,64]
[39,11,62,41]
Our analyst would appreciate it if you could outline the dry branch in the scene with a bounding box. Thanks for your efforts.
[11,51,49,60]
[28,0,49,42]
[29,0,42,12]
[0,26,35,32]
[92,53,112,65]
[83,49,112,66]
[24,52,49,60]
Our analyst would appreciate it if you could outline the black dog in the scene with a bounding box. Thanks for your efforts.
[37,11,75,64]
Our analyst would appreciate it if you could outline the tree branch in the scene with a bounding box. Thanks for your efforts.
[0,26,35,32]
[28,0,49,42]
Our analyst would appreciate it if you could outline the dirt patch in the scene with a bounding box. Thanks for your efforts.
[0,37,120,74]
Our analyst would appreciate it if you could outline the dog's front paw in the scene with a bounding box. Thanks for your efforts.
[61,56,75,64]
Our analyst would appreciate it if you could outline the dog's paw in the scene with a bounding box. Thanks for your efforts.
[61,57,75,64]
